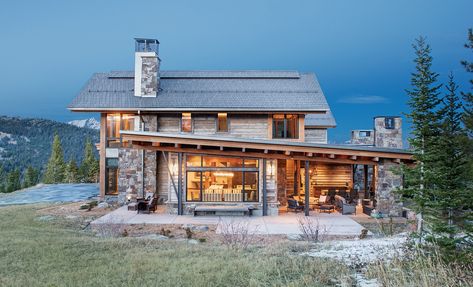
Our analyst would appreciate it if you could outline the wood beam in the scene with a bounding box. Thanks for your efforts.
[152,142,160,147]
[304,160,310,216]
[131,144,384,165]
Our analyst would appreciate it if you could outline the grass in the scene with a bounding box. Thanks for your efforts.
[0,204,353,287]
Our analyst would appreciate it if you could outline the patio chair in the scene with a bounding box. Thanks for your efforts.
[137,197,158,214]
[287,199,304,213]
[335,195,356,215]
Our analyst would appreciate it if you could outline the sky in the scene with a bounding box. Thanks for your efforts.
[0,0,471,143]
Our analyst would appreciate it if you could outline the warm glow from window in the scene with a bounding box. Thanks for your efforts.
[182,113,192,132]
[217,113,228,132]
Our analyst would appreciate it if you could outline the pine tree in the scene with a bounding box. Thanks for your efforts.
[6,169,21,192]
[402,36,443,241]
[43,134,66,184]
[0,165,5,193]
[426,74,472,255]
[461,28,473,180]
[22,166,39,188]
[79,139,99,183]
[64,159,79,183]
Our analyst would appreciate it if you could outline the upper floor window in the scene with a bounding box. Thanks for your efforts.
[385,117,395,129]
[217,113,228,132]
[359,131,371,137]
[181,113,192,133]
[106,114,135,147]
[272,114,299,139]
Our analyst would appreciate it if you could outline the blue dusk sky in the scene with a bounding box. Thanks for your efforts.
[0,0,471,143]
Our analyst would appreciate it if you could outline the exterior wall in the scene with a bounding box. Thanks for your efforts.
[229,114,268,139]
[193,114,217,135]
[304,128,327,144]
[118,148,143,203]
[351,130,375,145]
[375,159,403,217]
[374,117,403,149]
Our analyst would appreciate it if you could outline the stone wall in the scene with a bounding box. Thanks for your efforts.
[350,130,374,145]
[374,117,402,149]
[118,148,143,203]
[375,159,403,216]
[140,56,159,96]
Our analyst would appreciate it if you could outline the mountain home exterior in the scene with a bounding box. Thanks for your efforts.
[69,39,412,217]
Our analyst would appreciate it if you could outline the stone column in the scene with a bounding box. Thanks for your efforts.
[118,148,143,204]
[375,159,403,217]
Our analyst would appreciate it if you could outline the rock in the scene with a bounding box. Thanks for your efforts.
[187,239,199,245]
[97,202,110,209]
[192,225,209,232]
[65,215,78,220]
[139,234,169,240]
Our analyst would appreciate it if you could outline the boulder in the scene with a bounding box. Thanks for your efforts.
[97,202,110,209]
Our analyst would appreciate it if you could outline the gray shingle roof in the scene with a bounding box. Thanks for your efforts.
[305,110,337,128]
[69,70,333,112]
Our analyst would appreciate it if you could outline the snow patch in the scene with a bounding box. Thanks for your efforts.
[68,118,100,130]
[0,132,17,144]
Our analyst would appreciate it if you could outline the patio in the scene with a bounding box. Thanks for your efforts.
[91,206,367,236]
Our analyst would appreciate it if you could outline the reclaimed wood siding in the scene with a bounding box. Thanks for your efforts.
[157,115,180,133]
[229,114,268,139]
[312,163,352,188]
[304,128,327,144]
[157,152,170,201]
[193,114,216,135]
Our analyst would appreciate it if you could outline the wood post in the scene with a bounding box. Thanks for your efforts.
[262,158,268,216]
[304,160,310,216]
[364,164,369,199]
[177,152,183,215]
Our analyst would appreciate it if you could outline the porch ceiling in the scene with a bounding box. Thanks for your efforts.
[121,131,414,165]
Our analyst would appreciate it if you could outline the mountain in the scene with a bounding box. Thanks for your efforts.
[68,118,100,130]
[0,116,99,173]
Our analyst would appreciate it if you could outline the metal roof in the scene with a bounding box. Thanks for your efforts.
[121,130,412,156]
[305,111,337,128]
[68,70,334,113]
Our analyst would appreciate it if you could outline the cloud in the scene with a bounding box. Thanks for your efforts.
[337,95,390,104]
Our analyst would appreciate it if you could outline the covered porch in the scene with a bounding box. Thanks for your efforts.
[120,131,413,217]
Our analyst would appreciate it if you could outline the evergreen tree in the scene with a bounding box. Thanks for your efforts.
[401,36,443,241]
[64,159,79,183]
[43,134,66,184]
[22,166,39,188]
[0,165,5,193]
[426,74,472,255]
[461,28,473,180]
[79,139,99,183]
[6,169,21,192]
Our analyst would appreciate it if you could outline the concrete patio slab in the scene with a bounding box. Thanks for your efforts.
[91,206,366,236]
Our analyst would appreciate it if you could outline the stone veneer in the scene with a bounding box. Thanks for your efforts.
[118,148,143,203]
[140,56,159,96]
[374,117,402,149]
[351,130,375,145]
[375,159,403,216]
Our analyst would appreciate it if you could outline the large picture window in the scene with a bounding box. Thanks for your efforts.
[106,114,136,147]
[272,114,299,139]
[186,155,259,202]
[105,158,118,195]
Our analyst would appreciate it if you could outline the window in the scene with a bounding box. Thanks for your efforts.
[186,155,259,202]
[181,113,192,132]
[385,117,395,129]
[217,113,228,132]
[106,114,136,147]
[359,131,371,137]
[105,158,119,195]
[272,114,299,139]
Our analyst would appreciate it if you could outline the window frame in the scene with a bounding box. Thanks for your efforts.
[385,117,396,129]
[105,158,119,195]
[181,113,193,133]
[185,155,259,203]
[272,114,299,139]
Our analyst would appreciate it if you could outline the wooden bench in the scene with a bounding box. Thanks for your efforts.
[193,205,252,216]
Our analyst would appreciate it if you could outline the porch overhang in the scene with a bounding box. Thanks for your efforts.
[120,131,414,165]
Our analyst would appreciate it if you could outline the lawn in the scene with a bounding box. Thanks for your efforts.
[0,204,353,287]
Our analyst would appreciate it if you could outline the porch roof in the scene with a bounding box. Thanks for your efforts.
[121,131,414,165]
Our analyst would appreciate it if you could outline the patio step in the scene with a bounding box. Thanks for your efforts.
[193,205,252,216]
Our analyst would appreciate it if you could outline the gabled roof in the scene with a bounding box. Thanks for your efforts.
[305,110,337,128]
[68,70,335,116]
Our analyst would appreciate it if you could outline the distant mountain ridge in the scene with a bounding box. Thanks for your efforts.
[0,116,99,173]
[68,118,100,130]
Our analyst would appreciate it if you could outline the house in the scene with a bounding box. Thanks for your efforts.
[69,38,412,217]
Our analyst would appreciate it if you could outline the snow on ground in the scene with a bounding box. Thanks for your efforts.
[68,118,100,130]
[305,234,408,267]
[0,132,17,144]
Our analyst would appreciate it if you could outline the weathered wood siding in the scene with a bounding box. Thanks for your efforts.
[304,128,327,144]
[193,114,216,135]
[157,152,170,201]
[229,114,268,139]
[157,114,180,133]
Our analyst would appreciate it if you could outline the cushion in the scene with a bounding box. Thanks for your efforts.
[319,195,327,203]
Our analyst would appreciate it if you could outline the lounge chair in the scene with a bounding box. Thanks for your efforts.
[137,197,158,214]
[287,199,304,212]
[335,195,356,215]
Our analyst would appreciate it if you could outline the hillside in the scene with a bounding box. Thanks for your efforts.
[68,118,100,130]
[0,116,99,173]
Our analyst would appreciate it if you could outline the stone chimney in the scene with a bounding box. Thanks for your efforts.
[350,129,374,145]
[373,116,402,149]
[134,38,160,97]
